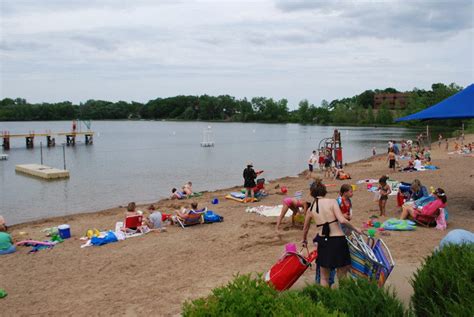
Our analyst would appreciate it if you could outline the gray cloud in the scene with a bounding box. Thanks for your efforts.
[274,0,473,42]
[0,0,176,15]
[0,1,472,106]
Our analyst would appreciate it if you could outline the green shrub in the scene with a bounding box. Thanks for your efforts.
[302,278,406,317]
[411,244,474,317]
[182,274,340,316]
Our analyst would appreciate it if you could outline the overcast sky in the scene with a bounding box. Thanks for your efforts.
[1,0,473,108]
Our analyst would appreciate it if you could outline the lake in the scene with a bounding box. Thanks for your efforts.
[0,121,417,224]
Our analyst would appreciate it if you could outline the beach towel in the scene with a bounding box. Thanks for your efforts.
[225,193,258,203]
[91,231,118,246]
[435,208,447,230]
[246,205,285,217]
[231,192,245,199]
[423,165,439,170]
[382,218,416,231]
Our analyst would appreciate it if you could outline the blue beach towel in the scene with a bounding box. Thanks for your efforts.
[91,231,118,246]
[382,218,416,231]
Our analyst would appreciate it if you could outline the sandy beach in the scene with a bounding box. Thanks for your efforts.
[1,135,473,316]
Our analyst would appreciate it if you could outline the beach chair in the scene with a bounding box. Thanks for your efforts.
[413,208,440,228]
[175,211,204,229]
[347,232,394,287]
[124,215,143,233]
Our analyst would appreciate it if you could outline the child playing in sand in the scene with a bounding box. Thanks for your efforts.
[378,176,391,216]
[0,224,16,255]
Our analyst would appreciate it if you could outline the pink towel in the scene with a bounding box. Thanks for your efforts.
[436,208,447,230]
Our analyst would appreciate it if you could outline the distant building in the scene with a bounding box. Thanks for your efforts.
[374,93,409,110]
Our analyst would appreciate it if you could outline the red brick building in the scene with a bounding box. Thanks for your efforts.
[374,93,409,110]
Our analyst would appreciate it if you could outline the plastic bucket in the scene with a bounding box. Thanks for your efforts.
[58,224,71,239]
[285,243,297,253]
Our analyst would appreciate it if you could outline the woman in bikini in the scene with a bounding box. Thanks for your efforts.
[302,180,361,287]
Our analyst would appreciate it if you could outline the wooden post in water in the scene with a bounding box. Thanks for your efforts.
[63,145,66,170]
[40,142,43,165]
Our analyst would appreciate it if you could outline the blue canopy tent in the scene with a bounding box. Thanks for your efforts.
[395,84,474,122]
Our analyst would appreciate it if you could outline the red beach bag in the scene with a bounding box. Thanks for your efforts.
[265,247,317,291]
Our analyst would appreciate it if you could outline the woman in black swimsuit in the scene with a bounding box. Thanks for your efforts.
[302,180,361,287]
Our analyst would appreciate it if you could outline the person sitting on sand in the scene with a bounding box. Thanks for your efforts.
[400,188,447,222]
[143,209,167,232]
[333,164,350,180]
[176,202,207,219]
[275,194,308,231]
[0,224,16,255]
[171,188,184,200]
[182,182,193,196]
[125,202,139,217]
[302,180,361,287]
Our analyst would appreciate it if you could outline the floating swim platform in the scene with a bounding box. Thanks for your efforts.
[15,164,70,179]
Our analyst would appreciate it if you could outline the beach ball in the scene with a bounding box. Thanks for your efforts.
[373,221,381,228]
[212,198,219,205]
[281,186,288,194]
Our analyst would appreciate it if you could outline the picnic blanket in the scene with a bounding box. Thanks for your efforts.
[246,205,285,217]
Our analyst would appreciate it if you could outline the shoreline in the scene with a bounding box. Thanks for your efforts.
[10,151,386,228]
[1,134,473,316]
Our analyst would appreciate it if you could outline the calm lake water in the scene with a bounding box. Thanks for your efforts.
[0,121,417,225]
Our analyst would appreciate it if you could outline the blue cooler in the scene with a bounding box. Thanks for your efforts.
[58,224,71,239]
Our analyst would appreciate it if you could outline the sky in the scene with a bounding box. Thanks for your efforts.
[0,0,473,109]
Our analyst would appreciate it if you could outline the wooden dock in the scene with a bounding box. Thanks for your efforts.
[15,164,70,179]
[1,131,94,149]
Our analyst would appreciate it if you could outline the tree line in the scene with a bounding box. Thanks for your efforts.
[0,82,467,128]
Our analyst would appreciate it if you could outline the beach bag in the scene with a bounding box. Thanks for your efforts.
[264,247,317,291]
[203,210,223,223]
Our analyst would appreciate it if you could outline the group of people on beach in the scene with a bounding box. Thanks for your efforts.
[308,149,349,180]
[386,139,433,172]
[170,181,193,200]
[274,178,359,286]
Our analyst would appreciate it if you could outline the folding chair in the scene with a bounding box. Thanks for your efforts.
[175,212,204,229]
[347,232,395,287]
[413,209,440,228]
[124,215,143,233]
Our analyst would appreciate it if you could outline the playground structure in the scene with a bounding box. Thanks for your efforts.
[1,120,94,150]
[318,129,343,167]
